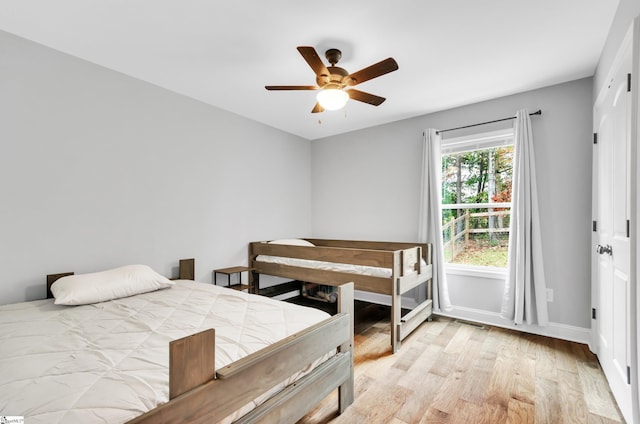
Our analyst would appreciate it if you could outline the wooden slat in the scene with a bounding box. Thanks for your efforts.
[233,353,351,424]
[169,329,215,399]
[399,300,432,341]
[305,239,428,257]
[217,314,349,381]
[397,265,432,294]
[251,242,394,268]
[252,261,392,294]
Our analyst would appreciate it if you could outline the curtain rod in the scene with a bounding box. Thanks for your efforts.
[436,109,542,135]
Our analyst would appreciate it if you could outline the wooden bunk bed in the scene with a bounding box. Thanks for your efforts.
[249,239,433,353]
[4,259,354,424]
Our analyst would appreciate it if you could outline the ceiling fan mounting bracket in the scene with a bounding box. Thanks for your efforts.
[325,48,342,66]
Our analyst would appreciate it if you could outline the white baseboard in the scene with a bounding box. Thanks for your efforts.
[436,306,591,345]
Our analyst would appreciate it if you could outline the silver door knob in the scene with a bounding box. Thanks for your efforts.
[596,244,613,255]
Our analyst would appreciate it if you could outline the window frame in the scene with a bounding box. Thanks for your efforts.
[440,128,515,274]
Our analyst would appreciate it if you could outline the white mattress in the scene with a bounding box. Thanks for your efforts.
[0,280,331,423]
[256,255,428,279]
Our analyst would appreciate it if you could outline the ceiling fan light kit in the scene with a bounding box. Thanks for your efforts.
[266,46,398,113]
[316,88,349,110]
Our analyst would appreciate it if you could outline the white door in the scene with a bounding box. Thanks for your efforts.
[593,32,633,423]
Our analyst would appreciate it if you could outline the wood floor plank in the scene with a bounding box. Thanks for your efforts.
[350,382,411,423]
[395,372,445,424]
[430,369,467,415]
[577,360,624,421]
[512,351,536,405]
[557,369,590,424]
[554,338,580,373]
[397,343,442,389]
[485,346,518,409]
[507,397,535,424]
[534,377,562,424]
[448,398,482,423]
[429,351,457,378]
[460,353,494,405]
[535,334,559,382]
[476,403,508,424]
[418,407,449,424]
[433,321,460,347]
[444,323,475,354]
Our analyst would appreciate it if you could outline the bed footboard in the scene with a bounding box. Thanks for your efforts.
[128,282,355,424]
[390,245,433,353]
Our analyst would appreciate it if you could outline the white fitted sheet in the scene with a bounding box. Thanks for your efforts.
[256,255,428,279]
[0,280,331,424]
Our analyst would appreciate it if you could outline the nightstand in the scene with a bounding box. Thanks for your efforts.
[213,266,252,291]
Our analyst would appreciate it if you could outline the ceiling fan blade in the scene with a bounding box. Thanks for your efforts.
[297,46,330,77]
[265,85,319,90]
[346,89,386,106]
[311,103,325,113]
[347,58,398,86]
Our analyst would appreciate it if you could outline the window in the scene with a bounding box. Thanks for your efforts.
[441,129,514,269]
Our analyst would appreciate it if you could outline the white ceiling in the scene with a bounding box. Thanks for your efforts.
[0,1,619,140]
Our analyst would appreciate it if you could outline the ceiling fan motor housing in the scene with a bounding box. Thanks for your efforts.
[317,66,351,88]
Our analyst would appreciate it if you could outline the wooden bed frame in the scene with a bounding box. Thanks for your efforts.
[46,259,354,424]
[249,239,433,353]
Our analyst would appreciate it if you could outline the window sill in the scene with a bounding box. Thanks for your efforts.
[445,264,507,280]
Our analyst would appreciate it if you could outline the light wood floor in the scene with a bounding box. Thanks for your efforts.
[298,302,625,424]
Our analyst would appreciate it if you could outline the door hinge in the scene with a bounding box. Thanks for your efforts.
[592,308,597,319]
[628,73,632,92]
[627,220,630,238]
[593,133,598,144]
[593,221,597,232]
[627,366,631,384]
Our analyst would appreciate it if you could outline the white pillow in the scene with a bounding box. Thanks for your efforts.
[51,264,174,305]
[268,238,315,247]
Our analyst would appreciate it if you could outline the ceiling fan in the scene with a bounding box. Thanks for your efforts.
[265,46,399,113]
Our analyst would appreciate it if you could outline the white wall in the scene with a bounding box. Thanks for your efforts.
[0,31,311,304]
[311,77,593,336]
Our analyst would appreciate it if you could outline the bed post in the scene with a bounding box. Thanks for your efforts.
[248,242,259,294]
[391,251,402,353]
[169,329,215,399]
[337,282,354,411]
[46,272,74,299]
[178,258,195,281]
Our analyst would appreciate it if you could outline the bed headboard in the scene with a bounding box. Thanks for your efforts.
[46,258,196,299]
[46,272,74,299]
[174,258,195,281]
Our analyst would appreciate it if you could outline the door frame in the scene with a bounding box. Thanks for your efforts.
[633,16,640,424]
[592,18,640,424]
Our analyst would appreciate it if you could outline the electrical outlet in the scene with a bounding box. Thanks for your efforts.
[546,288,554,302]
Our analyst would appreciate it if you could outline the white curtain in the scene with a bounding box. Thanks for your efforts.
[418,128,452,312]
[500,109,548,326]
